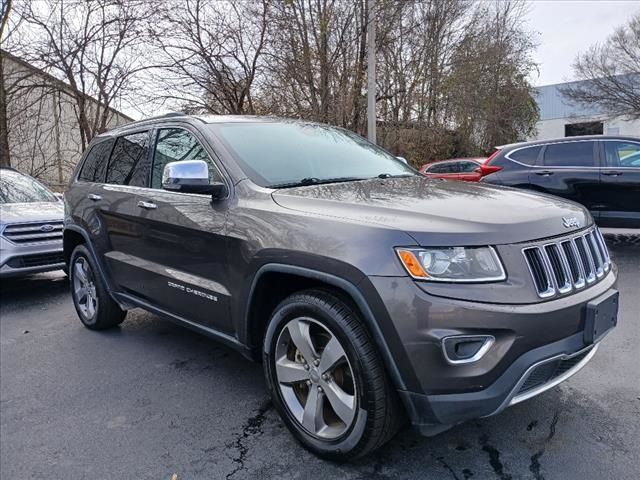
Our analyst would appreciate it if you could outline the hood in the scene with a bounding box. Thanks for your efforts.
[0,202,64,225]
[271,176,590,245]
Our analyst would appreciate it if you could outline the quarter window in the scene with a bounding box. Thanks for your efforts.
[78,139,114,183]
[152,128,221,189]
[542,142,595,167]
[604,141,640,168]
[508,146,541,166]
[105,132,150,186]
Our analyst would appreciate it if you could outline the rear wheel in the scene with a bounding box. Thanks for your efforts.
[263,289,403,460]
[70,245,126,330]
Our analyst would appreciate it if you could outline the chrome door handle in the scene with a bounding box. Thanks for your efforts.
[137,200,157,210]
[535,170,553,176]
[87,194,102,201]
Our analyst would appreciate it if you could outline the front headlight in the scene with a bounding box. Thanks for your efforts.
[396,246,506,282]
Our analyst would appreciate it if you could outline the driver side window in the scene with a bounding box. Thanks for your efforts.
[604,141,640,168]
[152,128,222,189]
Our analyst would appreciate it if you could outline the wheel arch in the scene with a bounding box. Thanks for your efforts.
[63,225,125,308]
[243,264,413,392]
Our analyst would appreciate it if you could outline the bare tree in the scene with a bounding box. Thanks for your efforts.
[150,0,270,115]
[447,1,538,152]
[1,0,14,167]
[15,0,151,150]
[562,13,640,120]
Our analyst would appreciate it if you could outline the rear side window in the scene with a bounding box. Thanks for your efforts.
[428,163,453,173]
[459,162,479,172]
[105,132,150,186]
[542,141,595,167]
[508,146,541,166]
[78,139,113,183]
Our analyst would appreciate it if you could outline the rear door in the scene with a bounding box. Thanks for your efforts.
[530,140,601,220]
[129,126,233,333]
[599,139,640,228]
[95,130,153,295]
[456,161,482,181]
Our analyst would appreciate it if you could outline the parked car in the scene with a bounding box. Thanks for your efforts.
[480,135,640,228]
[0,168,65,277]
[64,115,618,460]
[420,157,486,182]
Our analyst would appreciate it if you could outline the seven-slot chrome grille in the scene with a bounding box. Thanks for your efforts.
[522,227,611,299]
[2,221,64,244]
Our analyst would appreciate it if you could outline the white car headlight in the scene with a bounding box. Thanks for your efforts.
[396,246,506,282]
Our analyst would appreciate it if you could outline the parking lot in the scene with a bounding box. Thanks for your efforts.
[1,237,638,480]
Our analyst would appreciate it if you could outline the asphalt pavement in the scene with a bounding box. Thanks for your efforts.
[1,239,638,479]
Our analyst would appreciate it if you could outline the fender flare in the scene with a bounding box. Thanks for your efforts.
[246,263,410,391]
[64,225,127,308]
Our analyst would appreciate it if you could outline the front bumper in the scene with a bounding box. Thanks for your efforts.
[367,267,617,432]
[0,236,64,277]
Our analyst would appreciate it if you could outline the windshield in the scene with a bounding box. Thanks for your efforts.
[0,170,57,204]
[210,122,416,187]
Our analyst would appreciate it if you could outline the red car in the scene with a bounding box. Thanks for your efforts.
[420,157,501,182]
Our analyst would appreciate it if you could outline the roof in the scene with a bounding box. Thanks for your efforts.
[497,134,640,151]
[1,49,134,122]
[534,74,640,121]
[100,113,317,137]
[534,81,601,121]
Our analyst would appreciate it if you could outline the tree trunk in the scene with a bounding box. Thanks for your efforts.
[0,51,11,167]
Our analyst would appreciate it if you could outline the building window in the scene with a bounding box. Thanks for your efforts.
[564,122,603,137]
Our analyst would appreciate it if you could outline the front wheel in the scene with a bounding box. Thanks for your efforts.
[70,245,126,330]
[263,289,403,460]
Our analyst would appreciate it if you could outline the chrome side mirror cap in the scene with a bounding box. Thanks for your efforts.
[162,160,227,198]
[396,156,408,165]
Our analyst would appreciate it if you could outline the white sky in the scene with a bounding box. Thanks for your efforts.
[526,0,640,86]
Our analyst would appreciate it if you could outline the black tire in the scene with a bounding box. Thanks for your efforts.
[69,244,126,330]
[263,289,404,460]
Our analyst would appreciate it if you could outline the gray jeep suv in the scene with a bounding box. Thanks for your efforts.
[64,115,618,460]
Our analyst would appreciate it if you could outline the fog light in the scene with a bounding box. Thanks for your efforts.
[442,335,494,365]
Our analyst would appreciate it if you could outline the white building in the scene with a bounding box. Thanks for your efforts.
[530,80,640,141]
[2,50,132,189]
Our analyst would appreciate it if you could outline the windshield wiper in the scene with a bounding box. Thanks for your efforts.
[269,176,366,189]
[376,173,416,179]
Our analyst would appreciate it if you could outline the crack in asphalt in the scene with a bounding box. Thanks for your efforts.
[433,454,461,480]
[478,431,512,480]
[225,399,272,479]
[528,410,560,480]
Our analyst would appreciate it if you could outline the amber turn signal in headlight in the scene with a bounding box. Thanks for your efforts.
[396,246,506,282]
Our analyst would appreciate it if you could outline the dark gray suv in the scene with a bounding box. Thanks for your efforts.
[64,115,619,460]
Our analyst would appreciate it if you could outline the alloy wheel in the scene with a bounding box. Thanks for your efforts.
[274,317,357,439]
[72,257,98,321]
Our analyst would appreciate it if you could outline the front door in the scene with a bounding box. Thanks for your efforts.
[599,140,640,228]
[131,126,233,333]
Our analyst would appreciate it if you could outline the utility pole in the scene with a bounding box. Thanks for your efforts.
[366,0,376,144]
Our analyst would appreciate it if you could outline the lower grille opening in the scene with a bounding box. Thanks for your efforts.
[517,348,592,395]
[6,252,65,269]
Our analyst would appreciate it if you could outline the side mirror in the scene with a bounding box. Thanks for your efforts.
[396,156,408,165]
[162,160,228,199]
[54,192,64,201]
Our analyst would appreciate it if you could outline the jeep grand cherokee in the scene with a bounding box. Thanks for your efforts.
[63,115,618,460]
